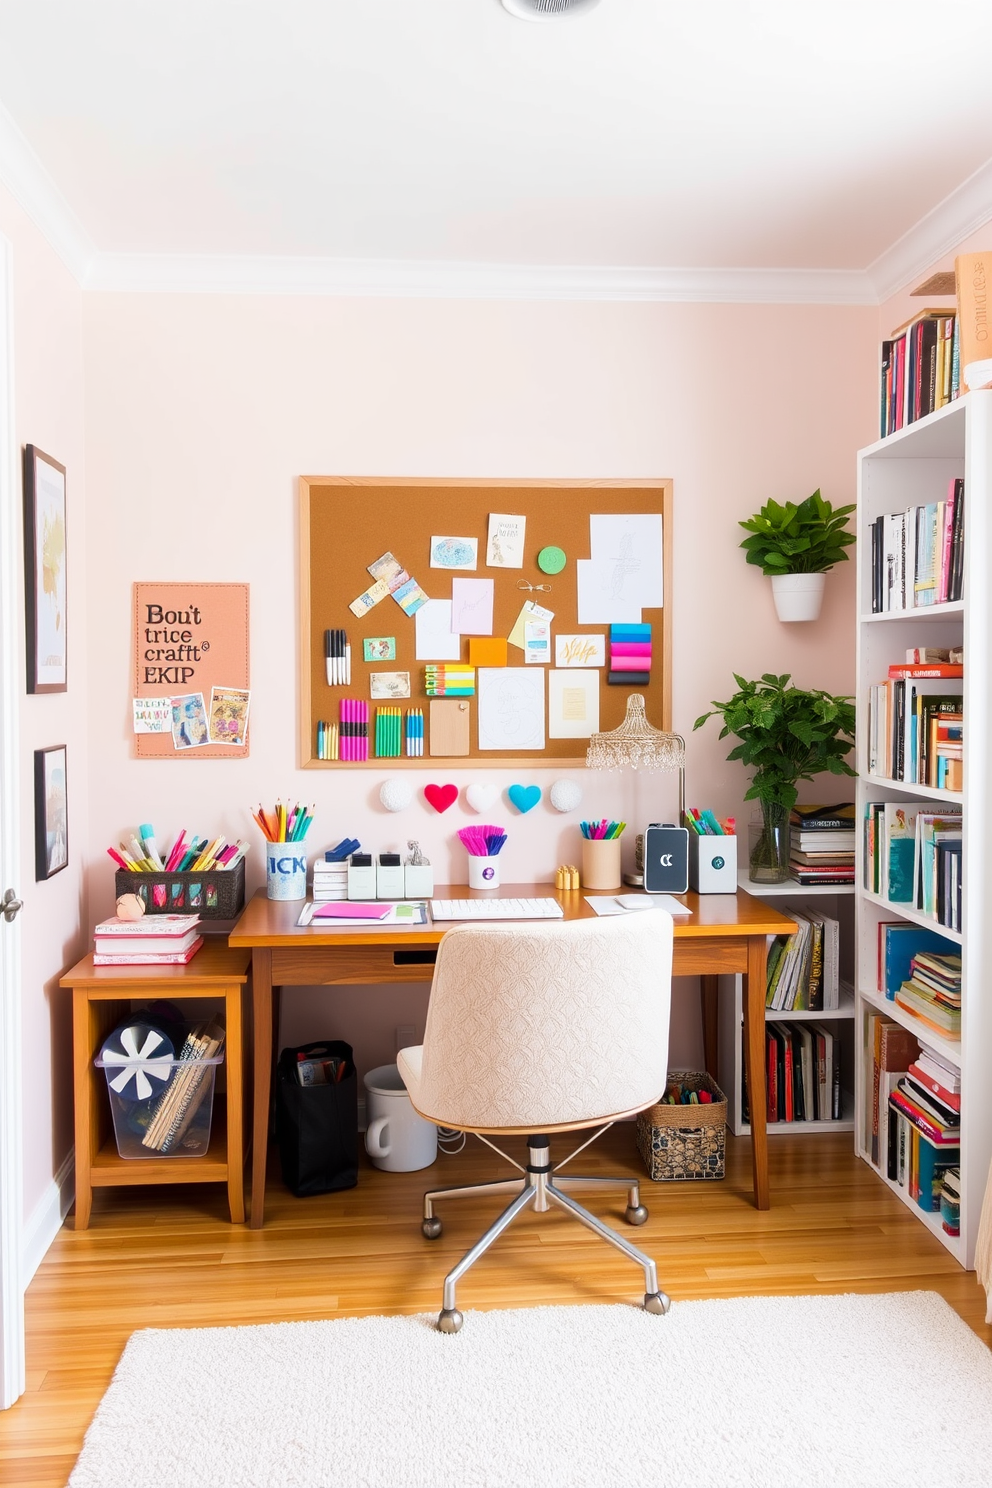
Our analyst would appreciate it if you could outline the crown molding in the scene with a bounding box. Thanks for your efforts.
[83,252,877,304]
[0,103,94,281]
[867,154,992,303]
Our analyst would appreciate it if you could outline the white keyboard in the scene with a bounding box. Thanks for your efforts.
[430,897,564,922]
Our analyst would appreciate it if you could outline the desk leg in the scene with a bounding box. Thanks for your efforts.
[225,980,245,1224]
[700,975,719,1081]
[249,947,274,1229]
[72,992,95,1231]
[743,935,770,1210]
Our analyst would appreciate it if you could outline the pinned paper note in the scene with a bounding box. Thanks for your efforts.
[430,536,478,571]
[548,670,599,739]
[508,600,554,650]
[370,671,411,699]
[588,513,664,608]
[575,560,642,624]
[486,513,526,569]
[350,579,390,617]
[170,692,209,749]
[208,686,250,746]
[132,698,172,734]
[416,600,462,661]
[555,634,605,668]
[523,619,551,664]
[392,577,429,617]
[478,668,545,750]
[451,577,494,636]
[364,637,396,661]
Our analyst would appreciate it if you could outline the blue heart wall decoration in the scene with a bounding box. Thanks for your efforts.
[507,784,542,814]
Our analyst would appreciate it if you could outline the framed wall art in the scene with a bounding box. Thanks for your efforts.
[34,745,68,880]
[23,445,67,693]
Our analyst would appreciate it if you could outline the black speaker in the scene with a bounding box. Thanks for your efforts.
[642,823,689,894]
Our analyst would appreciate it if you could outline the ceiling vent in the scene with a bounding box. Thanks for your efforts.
[501,0,602,21]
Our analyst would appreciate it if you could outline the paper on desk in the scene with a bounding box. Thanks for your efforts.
[297,901,428,928]
[584,895,691,916]
[451,577,494,636]
[478,667,544,750]
[415,599,462,661]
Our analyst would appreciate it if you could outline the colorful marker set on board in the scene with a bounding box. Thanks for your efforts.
[339,699,369,761]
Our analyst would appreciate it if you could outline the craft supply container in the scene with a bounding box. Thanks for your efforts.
[635,1071,727,1182]
[581,837,622,891]
[266,844,308,901]
[114,858,245,918]
[467,855,500,890]
[95,1052,223,1159]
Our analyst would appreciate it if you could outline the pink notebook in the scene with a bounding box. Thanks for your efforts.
[311,902,392,920]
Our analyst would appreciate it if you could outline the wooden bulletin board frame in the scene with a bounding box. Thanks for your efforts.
[300,477,673,769]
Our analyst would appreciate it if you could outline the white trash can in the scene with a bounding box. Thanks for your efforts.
[364,1063,437,1172]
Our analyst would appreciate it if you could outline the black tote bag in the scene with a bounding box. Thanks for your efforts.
[275,1041,359,1196]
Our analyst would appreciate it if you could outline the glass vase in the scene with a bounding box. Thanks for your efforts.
[748,801,791,884]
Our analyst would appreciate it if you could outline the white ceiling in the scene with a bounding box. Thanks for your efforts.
[0,0,991,301]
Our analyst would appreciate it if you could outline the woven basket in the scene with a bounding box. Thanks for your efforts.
[636,1070,727,1182]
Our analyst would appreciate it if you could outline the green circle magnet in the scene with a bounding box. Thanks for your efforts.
[537,545,566,575]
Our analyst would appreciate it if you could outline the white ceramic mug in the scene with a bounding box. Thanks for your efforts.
[364,1063,437,1172]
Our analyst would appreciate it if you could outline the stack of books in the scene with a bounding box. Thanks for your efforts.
[868,479,964,613]
[865,1015,919,1167]
[789,804,855,885]
[895,950,962,1040]
[92,913,202,966]
[879,309,959,439]
[754,1023,841,1124]
[887,1044,960,1212]
[311,856,349,902]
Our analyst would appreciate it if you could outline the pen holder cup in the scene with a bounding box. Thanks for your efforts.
[266,844,308,901]
[581,837,622,891]
[467,855,500,890]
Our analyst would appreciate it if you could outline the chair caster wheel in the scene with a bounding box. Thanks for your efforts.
[625,1203,649,1226]
[644,1291,671,1316]
[422,1217,442,1239]
[437,1308,463,1333]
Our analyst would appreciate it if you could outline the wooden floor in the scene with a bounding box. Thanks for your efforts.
[2,1128,989,1486]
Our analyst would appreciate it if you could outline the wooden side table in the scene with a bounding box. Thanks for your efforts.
[59,943,251,1228]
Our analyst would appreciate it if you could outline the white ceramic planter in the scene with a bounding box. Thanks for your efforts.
[771,572,825,622]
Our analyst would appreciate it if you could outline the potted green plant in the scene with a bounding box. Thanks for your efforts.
[694,673,856,882]
[739,489,856,622]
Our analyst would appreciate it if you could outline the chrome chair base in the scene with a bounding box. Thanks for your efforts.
[421,1133,671,1332]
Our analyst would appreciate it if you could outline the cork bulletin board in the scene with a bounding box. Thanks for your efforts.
[132,582,251,758]
[300,477,673,768]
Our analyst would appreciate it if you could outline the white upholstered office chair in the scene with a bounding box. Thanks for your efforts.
[397,910,674,1332]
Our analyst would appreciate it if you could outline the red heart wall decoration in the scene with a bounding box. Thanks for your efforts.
[424,783,459,814]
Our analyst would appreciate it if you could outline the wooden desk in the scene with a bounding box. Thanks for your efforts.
[60,943,251,1228]
[229,886,797,1228]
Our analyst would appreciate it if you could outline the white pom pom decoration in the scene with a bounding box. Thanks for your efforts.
[465,782,500,813]
[379,778,415,812]
[549,779,583,814]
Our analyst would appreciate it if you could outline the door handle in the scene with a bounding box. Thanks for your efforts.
[2,888,23,923]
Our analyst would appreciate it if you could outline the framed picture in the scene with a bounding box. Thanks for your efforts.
[23,445,67,693]
[34,746,68,880]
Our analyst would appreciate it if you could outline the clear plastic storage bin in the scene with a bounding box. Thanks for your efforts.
[95,1052,223,1159]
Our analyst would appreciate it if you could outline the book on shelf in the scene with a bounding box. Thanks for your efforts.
[809,1022,841,1121]
[93,926,201,958]
[866,1015,919,1167]
[866,679,963,785]
[93,912,200,940]
[879,309,959,438]
[869,478,964,613]
[887,663,962,679]
[789,803,855,830]
[754,1023,842,1125]
[876,921,958,1000]
[907,1051,960,1113]
[765,909,840,1013]
[92,937,204,967]
[889,1082,959,1145]
[915,810,963,930]
[894,949,962,1040]
[955,252,992,394]
[904,646,963,665]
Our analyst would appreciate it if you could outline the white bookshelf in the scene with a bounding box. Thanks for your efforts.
[722,876,855,1136]
[854,391,992,1269]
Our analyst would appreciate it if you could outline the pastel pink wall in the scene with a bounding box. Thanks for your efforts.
[878,216,992,351]
[0,182,88,1224]
[82,293,877,1079]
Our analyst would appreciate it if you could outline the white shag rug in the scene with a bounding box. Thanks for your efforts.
[70,1292,992,1488]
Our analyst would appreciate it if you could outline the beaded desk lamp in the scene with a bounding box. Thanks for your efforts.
[585,693,686,818]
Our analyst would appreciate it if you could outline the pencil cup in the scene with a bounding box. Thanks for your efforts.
[467,855,500,890]
[581,837,622,891]
[266,844,308,901]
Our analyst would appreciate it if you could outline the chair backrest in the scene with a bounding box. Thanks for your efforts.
[414,910,673,1129]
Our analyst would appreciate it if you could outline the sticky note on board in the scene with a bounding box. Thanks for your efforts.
[469,637,508,667]
[508,600,554,650]
[429,699,471,756]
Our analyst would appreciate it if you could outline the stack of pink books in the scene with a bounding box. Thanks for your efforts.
[93,913,203,966]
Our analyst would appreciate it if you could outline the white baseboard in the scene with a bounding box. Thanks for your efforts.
[21,1150,74,1286]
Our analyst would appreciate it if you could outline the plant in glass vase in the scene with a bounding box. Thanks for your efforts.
[694,673,856,883]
